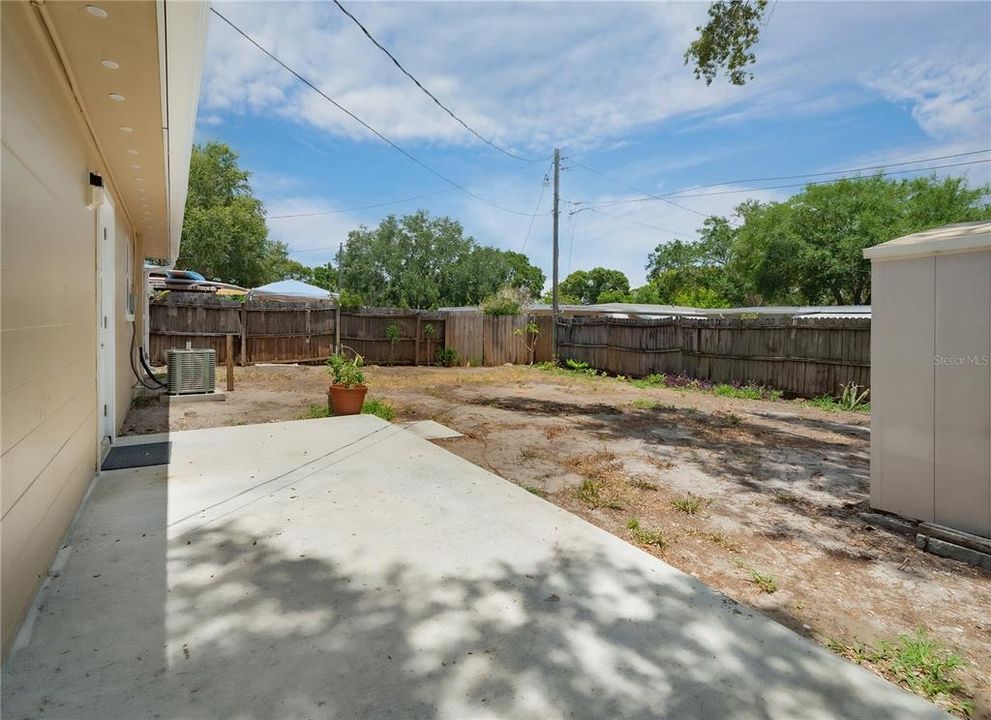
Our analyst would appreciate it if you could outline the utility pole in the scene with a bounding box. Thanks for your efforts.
[335,242,343,354]
[551,147,560,361]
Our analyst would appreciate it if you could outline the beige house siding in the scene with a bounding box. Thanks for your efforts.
[1,2,142,657]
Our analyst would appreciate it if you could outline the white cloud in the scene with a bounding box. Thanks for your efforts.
[263,196,367,266]
[863,52,990,142]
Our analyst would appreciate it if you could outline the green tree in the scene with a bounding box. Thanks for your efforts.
[647,174,990,307]
[739,175,990,304]
[645,217,742,307]
[685,0,769,86]
[338,211,544,309]
[178,142,295,288]
[556,267,631,304]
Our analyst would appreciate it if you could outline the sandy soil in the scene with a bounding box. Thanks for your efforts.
[122,364,991,717]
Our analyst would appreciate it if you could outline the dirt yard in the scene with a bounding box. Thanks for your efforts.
[122,364,991,717]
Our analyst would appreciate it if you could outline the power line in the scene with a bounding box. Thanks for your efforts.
[566,206,578,275]
[579,206,700,238]
[675,148,989,192]
[571,160,713,219]
[212,7,543,218]
[332,1,536,163]
[520,163,551,253]
[266,189,454,219]
[580,157,991,210]
[574,151,991,210]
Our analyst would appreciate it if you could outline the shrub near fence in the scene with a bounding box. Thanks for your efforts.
[556,316,870,398]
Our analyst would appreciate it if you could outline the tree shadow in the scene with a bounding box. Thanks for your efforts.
[1,420,947,720]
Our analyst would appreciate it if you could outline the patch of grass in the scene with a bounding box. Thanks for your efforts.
[712,382,783,401]
[671,494,707,515]
[804,394,871,414]
[298,398,395,421]
[722,412,742,426]
[747,568,778,593]
[631,373,667,389]
[626,518,668,549]
[829,631,972,716]
[524,485,548,498]
[299,403,331,419]
[574,478,603,507]
[628,475,658,491]
[362,398,395,421]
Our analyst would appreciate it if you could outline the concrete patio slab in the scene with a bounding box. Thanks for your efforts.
[399,419,464,440]
[2,417,947,719]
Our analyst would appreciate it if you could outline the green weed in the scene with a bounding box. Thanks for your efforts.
[747,568,778,593]
[671,494,706,515]
[830,631,971,716]
[626,518,668,549]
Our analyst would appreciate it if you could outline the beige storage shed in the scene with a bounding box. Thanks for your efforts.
[865,221,991,538]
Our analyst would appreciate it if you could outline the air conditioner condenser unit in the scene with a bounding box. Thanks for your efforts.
[166,348,216,395]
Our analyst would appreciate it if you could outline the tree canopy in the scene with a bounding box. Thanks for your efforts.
[314,211,545,309]
[639,174,990,307]
[178,142,308,287]
[554,267,631,305]
[685,0,769,86]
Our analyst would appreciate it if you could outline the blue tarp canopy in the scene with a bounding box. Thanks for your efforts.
[248,279,334,301]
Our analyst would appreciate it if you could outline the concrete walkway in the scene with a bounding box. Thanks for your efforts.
[2,417,946,719]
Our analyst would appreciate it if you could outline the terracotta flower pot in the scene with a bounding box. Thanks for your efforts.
[328,384,367,416]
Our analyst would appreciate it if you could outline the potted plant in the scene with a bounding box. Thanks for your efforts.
[326,351,367,416]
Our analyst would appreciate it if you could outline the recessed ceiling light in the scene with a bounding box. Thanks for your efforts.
[127,149,139,155]
[101,59,119,70]
[131,164,141,169]
[119,126,133,133]
[109,93,125,102]
[86,5,108,18]
[134,178,144,183]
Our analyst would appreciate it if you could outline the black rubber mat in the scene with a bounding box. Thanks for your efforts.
[101,442,171,471]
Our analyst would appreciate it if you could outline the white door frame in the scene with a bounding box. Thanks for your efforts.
[96,191,116,455]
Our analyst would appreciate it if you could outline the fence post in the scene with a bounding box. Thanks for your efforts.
[415,315,421,366]
[239,300,247,366]
[226,334,234,391]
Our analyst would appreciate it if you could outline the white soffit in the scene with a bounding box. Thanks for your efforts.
[158,0,208,263]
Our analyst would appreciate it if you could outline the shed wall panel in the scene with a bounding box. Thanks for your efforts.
[871,257,935,521]
[933,251,991,536]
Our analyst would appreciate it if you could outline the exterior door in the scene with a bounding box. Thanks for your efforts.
[97,192,116,454]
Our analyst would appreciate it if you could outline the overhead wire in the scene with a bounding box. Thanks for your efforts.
[266,189,455,219]
[332,0,537,162]
[520,163,552,253]
[574,153,991,210]
[570,160,713,219]
[211,7,544,218]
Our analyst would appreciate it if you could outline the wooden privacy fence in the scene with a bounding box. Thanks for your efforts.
[556,316,871,397]
[444,313,554,366]
[150,296,871,395]
[149,294,446,366]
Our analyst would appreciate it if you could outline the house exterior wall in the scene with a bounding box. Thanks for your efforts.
[869,242,991,538]
[1,2,144,657]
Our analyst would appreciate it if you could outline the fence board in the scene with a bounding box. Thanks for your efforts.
[557,316,870,397]
[151,294,445,366]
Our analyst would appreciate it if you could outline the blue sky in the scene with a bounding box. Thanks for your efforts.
[196,1,991,287]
